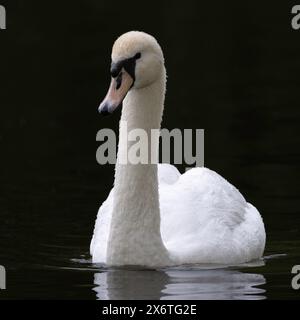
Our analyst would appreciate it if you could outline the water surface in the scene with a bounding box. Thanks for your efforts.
[1,0,300,300]
[1,168,299,299]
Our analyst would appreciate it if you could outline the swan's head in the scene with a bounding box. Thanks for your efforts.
[98,31,164,115]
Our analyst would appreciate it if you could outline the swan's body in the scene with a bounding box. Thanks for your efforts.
[91,31,265,267]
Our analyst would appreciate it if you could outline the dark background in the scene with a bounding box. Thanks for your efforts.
[0,0,300,299]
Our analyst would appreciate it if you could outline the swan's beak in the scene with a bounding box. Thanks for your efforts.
[98,69,134,115]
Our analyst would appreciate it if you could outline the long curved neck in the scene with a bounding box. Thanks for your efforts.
[106,67,170,266]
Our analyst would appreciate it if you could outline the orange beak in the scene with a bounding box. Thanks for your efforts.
[98,68,134,115]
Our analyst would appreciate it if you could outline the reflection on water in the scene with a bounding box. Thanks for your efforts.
[93,268,266,300]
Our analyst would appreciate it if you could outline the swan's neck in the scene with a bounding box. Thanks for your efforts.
[107,68,170,266]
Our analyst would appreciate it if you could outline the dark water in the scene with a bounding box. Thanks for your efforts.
[1,162,300,300]
[1,0,300,299]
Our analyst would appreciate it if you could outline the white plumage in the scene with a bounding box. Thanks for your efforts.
[91,164,265,265]
[91,31,266,267]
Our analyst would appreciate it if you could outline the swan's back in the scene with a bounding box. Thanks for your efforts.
[159,166,265,264]
[91,165,265,265]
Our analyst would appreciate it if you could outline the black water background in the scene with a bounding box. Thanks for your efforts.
[0,0,300,299]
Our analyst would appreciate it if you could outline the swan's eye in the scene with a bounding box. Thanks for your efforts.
[134,52,141,60]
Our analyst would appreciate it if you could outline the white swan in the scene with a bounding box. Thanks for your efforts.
[91,31,266,267]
